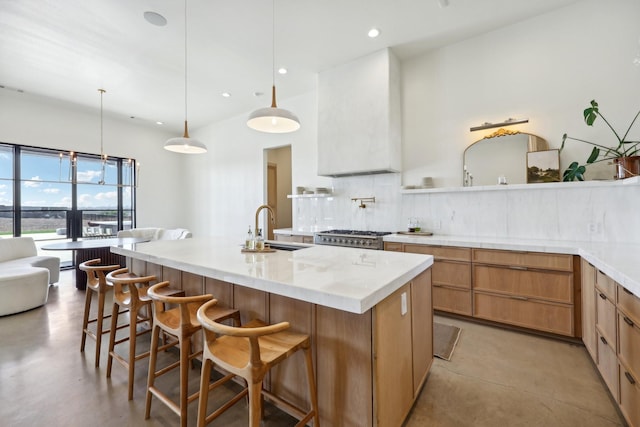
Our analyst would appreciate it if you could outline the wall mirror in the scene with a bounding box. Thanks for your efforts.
[463,129,548,186]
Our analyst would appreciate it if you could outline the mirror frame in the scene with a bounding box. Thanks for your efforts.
[463,128,548,186]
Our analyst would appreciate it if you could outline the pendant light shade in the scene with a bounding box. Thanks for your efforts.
[247,86,300,133]
[164,0,207,154]
[247,0,300,133]
[164,120,207,153]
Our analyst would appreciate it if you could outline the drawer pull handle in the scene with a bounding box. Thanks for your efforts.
[599,293,607,300]
[623,316,635,327]
[625,371,637,385]
[509,266,528,271]
[511,295,529,301]
[600,336,608,345]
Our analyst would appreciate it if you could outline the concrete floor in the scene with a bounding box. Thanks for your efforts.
[0,270,626,426]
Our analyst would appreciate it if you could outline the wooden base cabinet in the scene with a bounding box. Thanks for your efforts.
[582,259,597,360]
[581,269,640,427]
[402,244,471,316]
[472,249,576,337]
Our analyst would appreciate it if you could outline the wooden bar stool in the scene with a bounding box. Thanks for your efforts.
[145,281,241,427]
[78,258,121,367]
[195,299,320,427]
[105,268,184,400]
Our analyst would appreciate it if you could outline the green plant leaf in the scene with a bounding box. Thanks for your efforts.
[586,147,600,163]
[584,101,598,126]
[562,161,586,181]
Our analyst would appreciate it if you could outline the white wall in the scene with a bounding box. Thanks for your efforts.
[402,0,640,188]
[185,90,331,239]
[0,90,188,229]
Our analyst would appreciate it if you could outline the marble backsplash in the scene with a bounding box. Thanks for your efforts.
[292,173,640,243]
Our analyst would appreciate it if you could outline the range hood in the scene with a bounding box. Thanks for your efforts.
[317,48,402,178]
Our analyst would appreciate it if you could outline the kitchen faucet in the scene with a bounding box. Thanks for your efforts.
[254,204,275,237]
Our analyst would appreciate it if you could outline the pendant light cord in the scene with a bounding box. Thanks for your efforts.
[272,0,275,87]
[99,88,105,158]
[184,0,189,123]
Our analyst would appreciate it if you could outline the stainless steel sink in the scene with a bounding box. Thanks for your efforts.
[265,240,309,251]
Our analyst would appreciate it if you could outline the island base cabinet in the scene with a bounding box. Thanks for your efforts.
[473,292,574,336]
[619,361,640,427]
[316,306,374,427]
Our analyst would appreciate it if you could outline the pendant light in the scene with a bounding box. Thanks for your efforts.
[247,0,300,133]
[98,88,107,184]
[164,0,207,154]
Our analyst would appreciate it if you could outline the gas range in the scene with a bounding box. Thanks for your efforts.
[313,230,392,250]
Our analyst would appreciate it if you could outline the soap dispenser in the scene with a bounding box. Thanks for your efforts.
[255,228,264,251]
[245,226,254,250]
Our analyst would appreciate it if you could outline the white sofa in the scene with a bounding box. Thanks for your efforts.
[116,227,192,240]
[0,237,61,316]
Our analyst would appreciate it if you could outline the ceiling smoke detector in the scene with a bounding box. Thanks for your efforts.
[144,11,167,26]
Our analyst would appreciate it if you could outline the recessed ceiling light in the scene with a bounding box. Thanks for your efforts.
[156,121,164,125]
[437,0,450,8]
[222,92,231,98]
[144,11,167,27]
[278,68,287,75]
[253,91,264,97]
[368,28,380,38]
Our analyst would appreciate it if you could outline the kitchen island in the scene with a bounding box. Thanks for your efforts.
[112,237,433,427]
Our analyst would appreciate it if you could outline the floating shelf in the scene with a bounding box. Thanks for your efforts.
[400,176,640,194]
[287,193,334,199]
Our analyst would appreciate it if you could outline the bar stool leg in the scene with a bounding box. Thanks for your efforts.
[106,302,119,378]
[248,381,263,427]
[145,324,161,420]
[80,287,92,353]
[127,308,140,400]
[196,358,213,427]
[304,346,320,426]
[179,336,190,427]
[94,289,107,367]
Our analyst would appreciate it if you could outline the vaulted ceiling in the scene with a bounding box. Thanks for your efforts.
[0,0,581,133]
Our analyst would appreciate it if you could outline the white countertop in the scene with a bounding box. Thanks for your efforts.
[111,237,432,314]
[384,234,640,298]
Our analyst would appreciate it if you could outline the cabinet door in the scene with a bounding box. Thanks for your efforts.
[619,360,640,427]
[384,242,403,252]
[618,284,640,325]
[433,285,472,316]
[411,269,433,396]
[596,330,619,401]
[581,259,597,361]
[473,265,573,304]
[618,311,640,382]
[595,288,617,347]
[473,292,574,336]
[472,249,573,271]
[374,284,414,427]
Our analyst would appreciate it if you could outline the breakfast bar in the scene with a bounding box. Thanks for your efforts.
[112,237,434,427]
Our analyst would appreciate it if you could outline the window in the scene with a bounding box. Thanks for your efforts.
[1,143,137,266]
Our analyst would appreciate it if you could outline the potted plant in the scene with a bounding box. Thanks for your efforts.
[560,100,640,181]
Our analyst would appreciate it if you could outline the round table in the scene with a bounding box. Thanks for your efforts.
[42,237,149,290]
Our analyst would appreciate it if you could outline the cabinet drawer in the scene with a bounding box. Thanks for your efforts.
[619,311,640,381]
[597,330,619,401]
[404,245,471,262]
[384,242,403,252]
[433,261,471,290]
[596,270,616,300]
[618,284,640,326]
[433,285,472,316]
[472,249,573,272]
[595,290,616,346]
[473,292,574,336]
[473,265,573,304]
[619,361,640,427]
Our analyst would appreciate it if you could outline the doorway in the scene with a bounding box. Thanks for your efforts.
[265,146,292,240]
